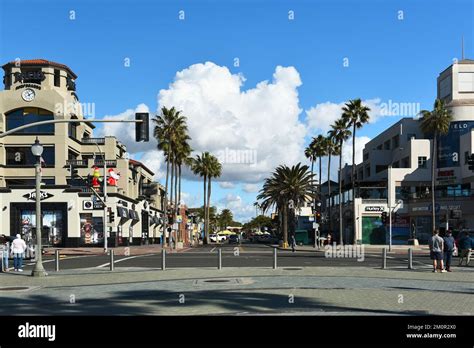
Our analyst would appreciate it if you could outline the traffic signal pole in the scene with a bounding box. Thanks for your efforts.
[388,205,392,252]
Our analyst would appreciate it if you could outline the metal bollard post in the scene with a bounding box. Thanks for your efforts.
[109,249,114,271]
[273,248,277,269]
[408,248,413,270]
[218,248,222,270]
[1,253,4,272]
[161,249,166,270]
[382,247,387,269]
[55,250,60,272]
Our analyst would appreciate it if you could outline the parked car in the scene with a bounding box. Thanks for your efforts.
[228,235,240,244]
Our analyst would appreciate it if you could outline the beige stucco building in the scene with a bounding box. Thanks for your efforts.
[0,59,165,247]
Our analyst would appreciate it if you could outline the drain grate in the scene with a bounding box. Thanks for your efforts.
[194,278,242,286]
[283,267,303,271]
[204,279,232,283]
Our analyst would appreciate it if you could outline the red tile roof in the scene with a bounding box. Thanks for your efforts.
[2,59,77,78]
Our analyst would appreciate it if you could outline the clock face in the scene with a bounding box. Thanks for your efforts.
[21,88,35,102]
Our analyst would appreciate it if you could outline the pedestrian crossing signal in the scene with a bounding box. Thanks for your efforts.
[381,211,388,224]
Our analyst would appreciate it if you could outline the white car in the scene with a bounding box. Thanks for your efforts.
[210,234,226,242]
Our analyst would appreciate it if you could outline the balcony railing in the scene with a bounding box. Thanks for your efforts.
[81,137,105,145]
[66,159,88,167]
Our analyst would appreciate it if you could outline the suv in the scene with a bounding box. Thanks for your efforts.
[210,234,226,243]
[228,235,239,244]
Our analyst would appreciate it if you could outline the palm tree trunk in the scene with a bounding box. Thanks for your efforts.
[327,152,332,236]
[282,203,288,246]
[174,161,178,245]
[339,140,344,245]
[203,174,208,244]
[207,176,212,244]
[178,164,182,243]
[170,156,174,248]
[319,156,322,198]
[352,123,356,245]
[311,159,315,206]
[163,160,169,248]
[431,133,437,232]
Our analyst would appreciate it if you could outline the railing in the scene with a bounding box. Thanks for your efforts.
[65,159,88,167]
[81,137,105,145]
[361,199,387,204]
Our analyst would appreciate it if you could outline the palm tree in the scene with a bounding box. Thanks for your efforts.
[152,106,189,248]
[342,99,370,243]
[206,154,222,239]
[325,135,340,239]
[419,99,453,231]
[174,138,192,243]
[328,118,352,244]
[258,163,315,247]
[312,135,328,197]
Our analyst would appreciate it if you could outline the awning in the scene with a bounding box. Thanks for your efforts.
[117,206,129,219]
[128,209,140,220]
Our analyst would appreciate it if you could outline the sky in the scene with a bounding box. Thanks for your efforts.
[1,0,473,222]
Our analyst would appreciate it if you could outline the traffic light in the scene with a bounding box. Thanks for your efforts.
[468,154,474,171]
[67,164,79,179]
[381,211,388,224]
[109,210,115,223]
[86,174,92,189]
[315,211,322,223]
[135,113,149,142]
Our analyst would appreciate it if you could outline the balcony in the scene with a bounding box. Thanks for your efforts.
[81,137,105,145]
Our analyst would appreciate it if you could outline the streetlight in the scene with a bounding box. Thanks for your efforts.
[31,137,47,277]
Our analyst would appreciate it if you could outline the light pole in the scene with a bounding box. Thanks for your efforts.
[31,137,47,277]
[93,143,108,253]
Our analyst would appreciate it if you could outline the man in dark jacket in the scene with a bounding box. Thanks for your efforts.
[458,232,472,266]
[443,230,455,272]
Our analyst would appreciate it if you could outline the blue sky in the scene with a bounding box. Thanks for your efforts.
[1,0,472,222]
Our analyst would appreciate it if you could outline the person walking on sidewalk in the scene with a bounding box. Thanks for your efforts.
[290,234,296,252]
[11,234,27,272]
[443,230,455,272]
[429,230,446,273]
[458,232,472,266]
[0,235,10,272]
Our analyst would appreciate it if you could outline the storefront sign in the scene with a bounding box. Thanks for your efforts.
[14,71,45,83]
[438,121,474,168]
[364,206,384,212]
[437,169,457,185]
[23,191,54,201]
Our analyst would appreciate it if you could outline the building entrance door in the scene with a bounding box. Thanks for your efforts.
[362,216,386,244]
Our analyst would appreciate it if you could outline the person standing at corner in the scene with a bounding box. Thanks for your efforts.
[429,230,446,273]
[1,235,10,272]
[290,234,296,253]
[443,230,455,272]
[11,234,27,272]
[458,231,472,266]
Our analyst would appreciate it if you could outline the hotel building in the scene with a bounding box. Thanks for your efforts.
[0,59,166,247]
[327,59,474,245]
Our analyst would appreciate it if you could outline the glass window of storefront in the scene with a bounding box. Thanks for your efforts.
[6,146,55,166]
[19,209,64,246]
[6,108,54,134]
[362,216,386,244]
[80,214,104,246]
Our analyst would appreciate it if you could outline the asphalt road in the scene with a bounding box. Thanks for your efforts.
[17,243,435,271]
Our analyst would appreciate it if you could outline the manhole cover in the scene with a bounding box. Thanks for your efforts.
[0,287,30,291]
[283,267,303,271]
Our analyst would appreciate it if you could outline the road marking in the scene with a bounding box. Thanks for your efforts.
[210,247,216,253]
[24,254,93,266]
[96,254,155,268]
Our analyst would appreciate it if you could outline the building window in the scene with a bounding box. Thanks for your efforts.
[363,152,369,161]
[418,156,427,168]
[6,147,55,166]
[465,151,470,165]
[54,69,61,87]
[376,144,382,150]
[376,165,388,173]
[401,156,410,168]
[68,120,78,139]
[392,135,400,149]
[392,161,399,168]
[6,108,54,134]
[384,140,390,150]
[365,166,370,178]
[6,178,55,186]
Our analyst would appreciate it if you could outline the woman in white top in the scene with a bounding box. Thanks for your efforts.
[11,234,27,272]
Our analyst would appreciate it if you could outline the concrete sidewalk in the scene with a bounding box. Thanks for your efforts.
[274,244,430,254]
[0,265,472,315]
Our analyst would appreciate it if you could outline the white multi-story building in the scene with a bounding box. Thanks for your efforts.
[328,59,474,245]
[0,59,165,247]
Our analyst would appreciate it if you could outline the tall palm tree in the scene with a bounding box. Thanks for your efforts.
[206,154,222,239]
[152,106,189,247]
[325,135,340,239]
[342,99,370,243]
[258,163,315,247]
[419,99,453,231]
[312,135,328,197]
[328,118,352,244]
[174,137,192,243]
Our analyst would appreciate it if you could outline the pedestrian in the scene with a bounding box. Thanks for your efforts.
[443,230,455,272]
[429,230,446,273]
[458,232,472,266]
[11,234,27,272]
[1,235,10,272]
[290,234,296,252]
